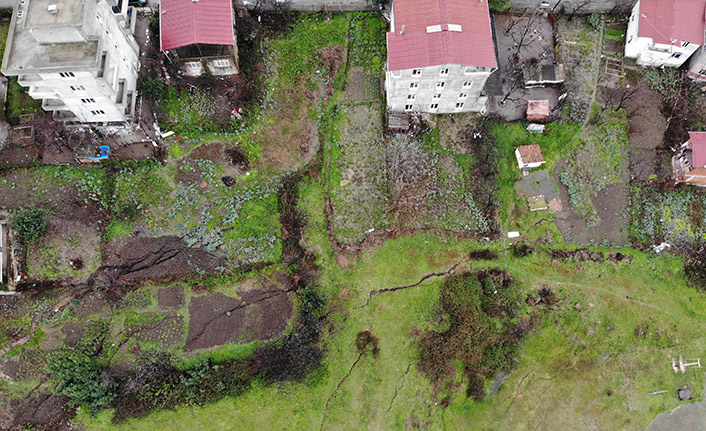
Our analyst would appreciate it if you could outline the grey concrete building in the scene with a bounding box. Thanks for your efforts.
[2,0,140,124]
[385,0,497,114]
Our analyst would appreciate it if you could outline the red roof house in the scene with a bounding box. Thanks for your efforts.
[159,0,238,76]
[690,132,706,169]
[672,132,706,185]
[386,0,497,71]
[636,0,706,46]
[160,0,235,51]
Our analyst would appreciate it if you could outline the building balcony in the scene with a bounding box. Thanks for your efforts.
[42,98,67,111]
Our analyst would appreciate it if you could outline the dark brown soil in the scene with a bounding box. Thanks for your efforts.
[157,285,185,309]
[550,248,605,262]
[6,393,75,431]
[184,287,292,352]
[60,322,85,347]
[91,236,225,288]
[469,249,498,260]
[112,142,157,161]
[608,251,633,263]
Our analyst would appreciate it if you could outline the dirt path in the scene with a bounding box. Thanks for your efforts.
[581,17,606,128]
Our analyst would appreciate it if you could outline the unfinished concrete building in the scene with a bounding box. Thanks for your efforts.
[1,0,140,124]
[160,0,238,77]
[624,0,706,68]
[385,0,497,114]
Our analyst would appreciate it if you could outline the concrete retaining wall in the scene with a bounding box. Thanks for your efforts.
[241,0,633,14]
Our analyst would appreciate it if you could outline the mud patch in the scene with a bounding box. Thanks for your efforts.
[184,288,292,352]
[60,322,85,347]
[158,285,185,309]
[92,236,225,287]
[8,393,75,431]
[550,248,605,262]
[469,249,498,260]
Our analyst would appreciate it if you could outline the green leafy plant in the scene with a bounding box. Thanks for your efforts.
[11,207,46,244]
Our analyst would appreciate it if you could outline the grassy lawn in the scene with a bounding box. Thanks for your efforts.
[80,175,704,430]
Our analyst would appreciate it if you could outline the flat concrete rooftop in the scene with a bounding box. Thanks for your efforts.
[2,0,99,73]
[26,0,84,28]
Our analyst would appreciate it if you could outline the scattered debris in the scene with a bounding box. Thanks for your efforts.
[672,355,701,374]
[678,387,694,400]
[652,242,671,253]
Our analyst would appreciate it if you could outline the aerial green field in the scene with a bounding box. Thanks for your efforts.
[80,176,705,429]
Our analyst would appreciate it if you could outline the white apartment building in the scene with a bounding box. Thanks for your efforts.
[624,0,706,68]
[1,0,140,124]
[385,0,497,114]
[687,47,706,83]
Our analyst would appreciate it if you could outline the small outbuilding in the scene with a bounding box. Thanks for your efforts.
[672,131,706,186]
[160,0,239,77]
[515,144,546,175]
[526,99,550,122]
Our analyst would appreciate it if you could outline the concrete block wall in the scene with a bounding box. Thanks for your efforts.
[506,0,633,14]
[241,0,632,14]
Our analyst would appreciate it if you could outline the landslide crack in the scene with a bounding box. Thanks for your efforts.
[361,263,459,308]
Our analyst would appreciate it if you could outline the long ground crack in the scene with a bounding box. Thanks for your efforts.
[360,263,459,308]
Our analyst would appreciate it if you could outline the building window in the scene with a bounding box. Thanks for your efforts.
[90,110,105,116]
[407,94,416,100]
[458,92,468,99]
[463,81,472,88]
[682,41,690,48]
[436,81,445,88]
[430,103,439,110]
[433,93,442,100]
[671,52,682,59]
[59,72,75,78]
[404,104,413,111]
[81,98,96,104]
[464,66,479,74]
[213,59,231,68]
[455,102,464,109]
[70,85,86,91]
[439,68,449,76]
[412,68,422,76]
[628,35,633,44]
[409,82,419,89]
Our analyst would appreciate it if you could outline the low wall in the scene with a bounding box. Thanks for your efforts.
[240,0,633,14]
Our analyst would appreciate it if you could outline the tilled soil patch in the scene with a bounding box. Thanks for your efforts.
[158,285,185,309]
[60,322,85,347]
[5,393,75,431]
[128,314,185,346]
[184,287,292,352]
[92,236,225,287]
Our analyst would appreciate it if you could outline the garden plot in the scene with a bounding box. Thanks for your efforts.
[630,187,706,248]
[554,109,630,245]
[328,102,390,245]
[0,167,108,282]
[556,16,603,123]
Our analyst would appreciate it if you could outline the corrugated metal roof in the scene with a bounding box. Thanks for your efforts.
[690,132,706,168]
[160,0,235,51]
[637,0,706,46]
[387,0,497,71]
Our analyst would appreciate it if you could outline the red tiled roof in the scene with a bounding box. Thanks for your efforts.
[516,144,544,164]
[386,0,497,71]
[637,0,706,46]
[160,0,235,51]
[690,132,706,168]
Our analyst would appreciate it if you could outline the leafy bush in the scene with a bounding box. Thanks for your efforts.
[588,12,601,31]
[47,321,118,414]
[11,208,46,244]
[488,0,512,12]
[137,74,167,104]
[418,270,534,399]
